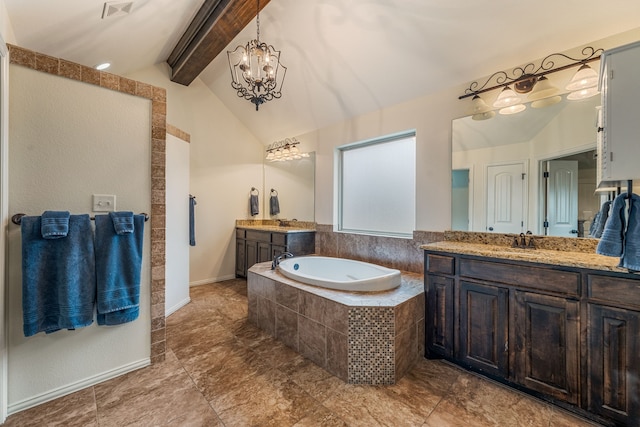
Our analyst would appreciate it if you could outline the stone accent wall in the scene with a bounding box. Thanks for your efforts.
[314,225,445,274]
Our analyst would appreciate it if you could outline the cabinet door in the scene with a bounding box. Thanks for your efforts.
[459,281,509,377]
[513,291,580,404]
[426,275,454,358]
[258,242,272,263]
[235,239,247,277]
[588,304,640,425]
[246,240,258,272]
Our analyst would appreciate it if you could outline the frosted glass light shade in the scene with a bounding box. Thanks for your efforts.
[493,86,521,108]
[499,104,526,115]
[565,64,598,91]
[567,86,599,100]
[528,76,559,100]
[471,95,491,113]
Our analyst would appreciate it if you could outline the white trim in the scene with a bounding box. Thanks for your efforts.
[7,358,150,415]
[0,33,9,425]
[189,274,236,287]
[165,297,190,317]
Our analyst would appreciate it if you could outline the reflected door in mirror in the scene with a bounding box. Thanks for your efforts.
[487,163,526,234]
[546,160,578,237]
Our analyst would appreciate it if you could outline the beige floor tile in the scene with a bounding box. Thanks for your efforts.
[323,383,426,426]
[292,404,349,427]
[3,388,97,427]
[280,355,346,403]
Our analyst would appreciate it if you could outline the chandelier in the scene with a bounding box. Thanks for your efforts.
[227,0,287,111]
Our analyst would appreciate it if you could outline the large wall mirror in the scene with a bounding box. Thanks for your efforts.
[452,95,605,238]
[263,152,315,221]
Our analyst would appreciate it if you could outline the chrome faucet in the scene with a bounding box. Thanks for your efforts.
[272,252,294,270]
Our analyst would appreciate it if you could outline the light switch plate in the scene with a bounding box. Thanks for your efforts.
[93,194,116,212]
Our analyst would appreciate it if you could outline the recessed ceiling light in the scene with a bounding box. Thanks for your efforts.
[95,62,111,71]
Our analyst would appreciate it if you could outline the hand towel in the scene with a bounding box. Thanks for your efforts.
[95,214,145,326]
[22,214,95,336]
[41,210,70,239]
[250,194,259,216]
[591,201,611,239]
[596,194,627,257]
[109,211,134,235]
[189,195,196,246]
[270,194,280,216]
[621,194,640,271]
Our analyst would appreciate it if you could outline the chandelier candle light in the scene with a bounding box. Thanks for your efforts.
[227,0,287,111]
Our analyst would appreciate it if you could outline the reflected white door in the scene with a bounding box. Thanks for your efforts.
[547,160,579,237]
[487,163,526,233]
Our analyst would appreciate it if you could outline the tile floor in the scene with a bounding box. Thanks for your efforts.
[4,279,602,426]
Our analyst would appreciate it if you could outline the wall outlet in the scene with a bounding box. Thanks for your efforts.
[93,194,116,212]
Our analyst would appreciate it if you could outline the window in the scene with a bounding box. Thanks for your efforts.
[337,131,416,237]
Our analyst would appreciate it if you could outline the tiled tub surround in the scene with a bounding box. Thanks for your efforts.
[314,225,445,274]
[247,262,424,385]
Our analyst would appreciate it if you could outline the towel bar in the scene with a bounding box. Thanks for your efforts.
[11,212,149,225]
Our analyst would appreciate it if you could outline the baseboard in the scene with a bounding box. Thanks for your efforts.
[165,297,191,317]
[8,358,150,416]
[190,274,236,287]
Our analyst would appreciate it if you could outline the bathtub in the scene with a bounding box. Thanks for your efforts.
[277,256,401,291]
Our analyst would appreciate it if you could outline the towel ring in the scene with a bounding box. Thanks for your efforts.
[251,187,259,196]
[270,189,278,196]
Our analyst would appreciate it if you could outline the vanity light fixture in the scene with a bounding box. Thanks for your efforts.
[227,0,287,111]
[492,86,521,108]
[567,86,599,100]
[459,46,603,113]
[266,137,309,162]
[565,64,599,91]
[470,95,496,120]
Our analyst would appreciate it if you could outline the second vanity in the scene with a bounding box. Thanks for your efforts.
[423,234,640,427]
[235,220,316,278]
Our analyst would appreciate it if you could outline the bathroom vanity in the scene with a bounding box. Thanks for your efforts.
[235,222,315,278]
[423,240,640,427]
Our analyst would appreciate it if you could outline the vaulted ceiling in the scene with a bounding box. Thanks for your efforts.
[5,0,640,143]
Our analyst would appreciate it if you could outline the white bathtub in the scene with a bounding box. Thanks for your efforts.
[277,256,401,292]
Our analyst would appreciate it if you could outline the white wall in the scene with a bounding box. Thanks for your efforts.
[165,133,190,315]
[7,65,151,411]
[127,64,264,285]
[300,85,467,231]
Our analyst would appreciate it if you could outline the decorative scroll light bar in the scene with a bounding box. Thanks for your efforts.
[265,137,310,161]
[458,47,603,100]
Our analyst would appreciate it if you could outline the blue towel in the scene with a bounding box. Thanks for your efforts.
[95,214,145,326]
[21,214,95,336]
[597,193,640,271]
[189,195,196,246]
[109,211,134,235]
[250,194,259,216]
[622,194,640,271]
[41,210,70,239]
[597,194,627,257]
[590,201,611,239]
[270,195,280,216]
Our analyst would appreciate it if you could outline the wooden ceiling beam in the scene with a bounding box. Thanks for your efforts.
[167,0,271,86]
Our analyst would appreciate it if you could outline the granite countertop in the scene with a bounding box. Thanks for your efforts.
[421,241,630,273]
[237,224,316,233]
[236,219,316,233]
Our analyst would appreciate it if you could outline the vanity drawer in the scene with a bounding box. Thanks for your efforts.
[246,230,271,243]
[459,258,580,297]
[272,233,287,246]
[426,254,455,275]
[587,274,640,308]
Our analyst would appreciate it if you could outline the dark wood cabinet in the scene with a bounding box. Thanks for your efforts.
[425,250,640,426]
[236,228,315,277]
[512,291,580,405]
[459,281,509,378]
[426,275,454,358]
[588,304,640,425]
